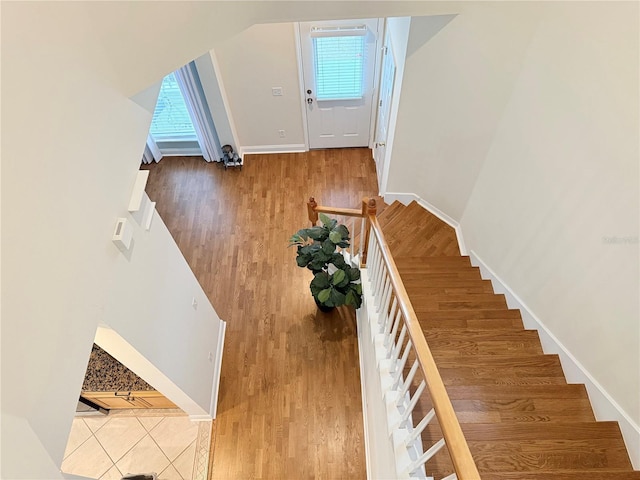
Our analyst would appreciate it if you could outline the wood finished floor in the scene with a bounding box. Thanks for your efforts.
[142,149,378,479]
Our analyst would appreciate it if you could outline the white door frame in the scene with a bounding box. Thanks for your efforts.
[294,19,384,151]
[373,33,396,192]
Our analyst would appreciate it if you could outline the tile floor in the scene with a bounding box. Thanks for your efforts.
[62,410,211,480]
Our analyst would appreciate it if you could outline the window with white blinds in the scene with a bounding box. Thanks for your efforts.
[313,35,366,101]
[150,72,197,141]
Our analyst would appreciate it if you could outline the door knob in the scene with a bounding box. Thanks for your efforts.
[375,142,386,147]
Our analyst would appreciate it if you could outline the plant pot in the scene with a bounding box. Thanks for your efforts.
[314,298,335,313]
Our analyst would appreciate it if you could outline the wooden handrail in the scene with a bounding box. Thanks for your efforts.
[307,196,370,224]
[306,195,480,478]
[307,197,377,266]
[368,215,481,480]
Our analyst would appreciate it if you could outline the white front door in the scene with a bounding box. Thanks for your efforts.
[299,19,381,149]
[373,35,396,188]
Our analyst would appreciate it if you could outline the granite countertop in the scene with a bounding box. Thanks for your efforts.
[82,344,155,392]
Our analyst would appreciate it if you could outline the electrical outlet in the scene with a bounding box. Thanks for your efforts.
[278,130,286,138]
[191,297,198,310]
[208,352,214,362]
[272,87,283,96]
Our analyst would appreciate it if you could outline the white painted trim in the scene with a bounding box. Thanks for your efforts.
[209,48,241,151]
[367,18,385,150]
[357,269,399,479]
[383,192,467,255]
[157,151,203,157]
[147,135,163,162]
[188,414,213,422]
[357,305,373,480]
[209,320,227,419]
[469,249,640,469]
[175,63,221,162]
[294,23,311,151]
[239,144,307,156]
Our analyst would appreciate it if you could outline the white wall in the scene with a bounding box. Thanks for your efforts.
[1,2,226,477]
[385,4,541,219]
[0,3,483,476]
[212,23,307,153]
[194,52,238,150]
[3,0,637,476]
[460,0,639,431]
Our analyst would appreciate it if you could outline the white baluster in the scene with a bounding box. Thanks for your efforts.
[383,309,400,347]
[399,380,426,427]
[392,339,412,386]
[377,276,391,311]
[380,276,393,315]
[349,217,355,261]
[359,217,365,260]
[404,438,446,476]
[397,360,419,405]
[385,308,401,349]
[405,408,436,446]
[388,324,407,363]
[381,298,398,333]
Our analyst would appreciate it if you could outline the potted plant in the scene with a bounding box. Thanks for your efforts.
[289,213,363,311]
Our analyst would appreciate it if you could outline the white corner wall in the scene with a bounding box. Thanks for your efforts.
[460,0,639,434]
[212,23,307,154]
[385,4,541,219]
[194,52,238,150]
[1,3,227,477]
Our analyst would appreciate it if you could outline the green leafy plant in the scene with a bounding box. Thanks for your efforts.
[289,213,363,310]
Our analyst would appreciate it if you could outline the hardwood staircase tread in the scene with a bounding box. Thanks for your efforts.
[371,202,637,476]
[449,397,596,422]
[414,309,523,319]
[432,353,563,367]
[443,384,590,399]
[485,470,640,479]
[419,317,524,329]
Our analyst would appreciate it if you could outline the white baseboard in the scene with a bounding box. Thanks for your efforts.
[189,414,213,422]
[383,192,467,255]
[209,320,227,419]
[239,144,307,157]
[469,249,640,469]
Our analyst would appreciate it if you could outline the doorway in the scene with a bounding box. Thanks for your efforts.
[297,19,382,149]
[373,33,396,190]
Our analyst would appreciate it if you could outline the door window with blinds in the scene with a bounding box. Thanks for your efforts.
[311,26,367,101]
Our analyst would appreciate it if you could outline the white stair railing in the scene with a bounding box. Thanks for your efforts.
[366,215,480,479]
[306,197,480,480]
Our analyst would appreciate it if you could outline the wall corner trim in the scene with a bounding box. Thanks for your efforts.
[469,249,640,469]
[209,319,227,419]
[383,192,467,255]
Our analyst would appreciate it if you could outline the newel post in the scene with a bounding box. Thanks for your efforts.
[307,197,319,226]
[361,198,377,267]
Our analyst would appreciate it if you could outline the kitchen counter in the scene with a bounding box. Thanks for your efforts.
[82,344,155,392]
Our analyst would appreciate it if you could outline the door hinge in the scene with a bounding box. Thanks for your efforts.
[379,100,383,107]
[383,46,388,55]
